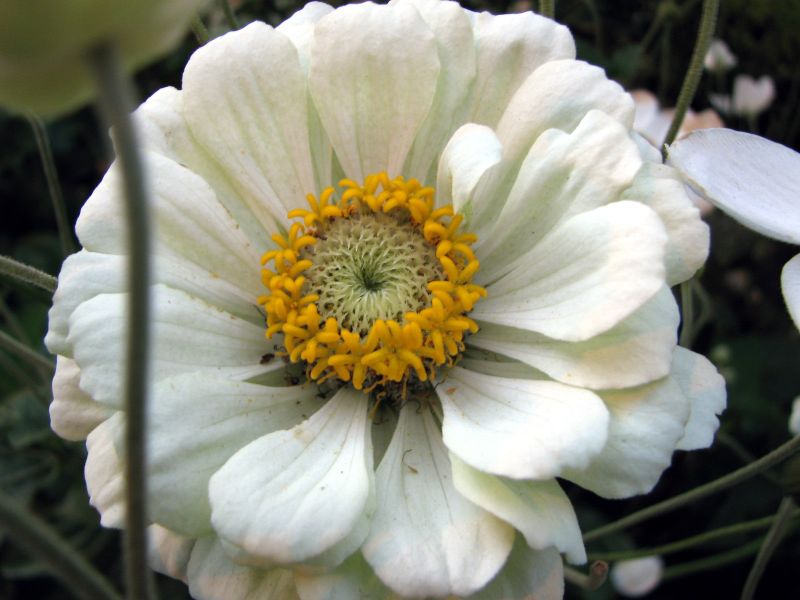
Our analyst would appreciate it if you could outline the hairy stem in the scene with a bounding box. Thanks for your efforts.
[0,255,57,293]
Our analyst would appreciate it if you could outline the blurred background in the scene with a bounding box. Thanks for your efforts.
[1,0,798,598]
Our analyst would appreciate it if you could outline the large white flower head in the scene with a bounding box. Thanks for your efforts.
[46,1,727,598]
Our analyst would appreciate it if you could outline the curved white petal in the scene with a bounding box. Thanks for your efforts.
[782,254,800,331]
[466,537,564,600]
[451,455,585,564]
[183,22,317,220]
[295,553,394,600]
[562,367,692,498]
[622,162,709,285]
[186,537,299,600]
[67,285,272,409]
[50,356,112,441]
[668,129,800,244]
[496,60,634,168]
[469,286,679,390]
[146,373,324,536]
[672,347,726,451]
[477,110,642,278]
[437,367,609,479]
[469,11,575,127]
[362,404,513,598]
[148,525,195,584]
[84,412,125,528]
[308,2,439,181]
[473,202,667,342]
[209,387,372,565]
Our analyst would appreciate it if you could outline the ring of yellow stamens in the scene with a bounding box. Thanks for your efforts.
[258,172,486,392]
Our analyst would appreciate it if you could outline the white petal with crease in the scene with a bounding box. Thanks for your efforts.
[84,412,125,528]
[147,525,195,584]
[50,356,112,441]
[672,347,726,451]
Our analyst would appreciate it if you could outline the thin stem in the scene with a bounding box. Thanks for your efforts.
[564,561,608,591]
[191,14,211,44]
[741,498,797,600]
[27,114,76,257]
[588,511,800,562]
[583,434,800,543]
[0,255,57,293]
[662,538,766,581]
[0,293,31,345]
[539,0,555,19]
[662,0,719,156]
[0,329,55,375]
[679,279,695,347]
[86,42,154,600]
[218,0,239,30]
[0,489,123,600]
[716,430,782,486]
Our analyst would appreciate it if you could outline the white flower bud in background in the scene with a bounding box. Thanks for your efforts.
[790,397,800,436]
[704,39,737,73]
[710,75,776,118]
[0,0,209,117]
[610,556,665,597]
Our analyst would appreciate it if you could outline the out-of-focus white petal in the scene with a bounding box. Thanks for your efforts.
[732,75,775,116]
[84,412,125,528]
[704,39,737,72]
[611,556,664,598]
[668,129,800,245]
[473,202,667,342]
[209,387,372,566]
[147,525,195,584]
[789,397,800,436]
[186,537,299,600]
[672,347,726,451]
[782,254,800,331]
[466,538,564,600]
[469,286,678,390]
[308,2,439,181]
[451,455,585,564]
[146,373,323,536]
[437,366,608,479]
[362,404,513,598]
[50,356,112,441]
[295,553,395,600]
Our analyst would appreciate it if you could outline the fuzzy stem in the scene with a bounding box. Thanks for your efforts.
[0,255,57,293]
[191,14,211,44]
[218,0,239,30]
[740,498,797,600]
[539,0,555,19]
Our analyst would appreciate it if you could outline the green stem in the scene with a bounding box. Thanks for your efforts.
[662,0,719,156]
[218,0,239,30]
[191,14,211,44]
[0,255,57,293]
[716,430,783,486]
[588,511,799,562]
[679,279,694,347]
[539,0,555,19]
[0,489,123,600]
[86,43,154,600]
[27,114,76,257]
[563,562,608,591]
[662,538,766,580]
[0,329,55,375]
[583,434,800,543]
[740,498,797,600]
[0,293,31,345]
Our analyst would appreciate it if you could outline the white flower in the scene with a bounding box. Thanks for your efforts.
[47,1,725,598]
[610,556,664,597]
[668,128,800,331]
[0,0,208,117]
[709,74,776,118]
[704,39,737,73]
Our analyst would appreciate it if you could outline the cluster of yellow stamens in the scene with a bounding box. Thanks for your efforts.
[258,172,486,392]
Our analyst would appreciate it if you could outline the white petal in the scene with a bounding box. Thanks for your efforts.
[668,129,800,244]
[209,388,372,565]
[295,553,395,600]
[562,366,692,498]
[469,286,679,390]
[396,0,477,182]
[277,2,335,69]
[472,202,667,342]
[469,11,575,127]
[362,404,513,598]
[672,347,726,451]
[50,356,112,441]
[782,254,800,331]
[611,556,664,598]
[622,162,710,285]
[67,285,272,408]
[182,22,317,220]
[76,152,261,297]
[437,367,609,479]
[146,373,324,536]
[186,537,299,600]
[732,75,775,116]
[308,2,439,180]
[466,538,564,600]
[84,412,125,528]
[147,525,195,584]
[477,110,643,277]
[451,455,585,564]
[496,60,634,168]
[436,123,503,219]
